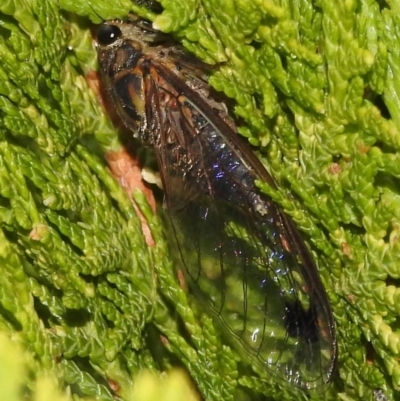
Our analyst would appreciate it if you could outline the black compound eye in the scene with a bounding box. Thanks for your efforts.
[97,24,122,46]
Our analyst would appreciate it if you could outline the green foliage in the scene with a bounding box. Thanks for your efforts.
[0,332,199,401]
[0,0,399,400]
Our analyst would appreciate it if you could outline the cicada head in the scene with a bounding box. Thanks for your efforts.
[96,18,159,139]
[96,20,145,79]
[96,16,171,75]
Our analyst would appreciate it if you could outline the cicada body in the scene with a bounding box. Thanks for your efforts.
[96,15,337,390]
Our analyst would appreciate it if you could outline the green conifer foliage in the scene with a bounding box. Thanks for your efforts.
[0,0,399,400]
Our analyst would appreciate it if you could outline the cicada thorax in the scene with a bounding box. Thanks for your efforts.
[96,16,337,390]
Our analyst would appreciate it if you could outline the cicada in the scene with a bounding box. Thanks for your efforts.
[96,15,337,390]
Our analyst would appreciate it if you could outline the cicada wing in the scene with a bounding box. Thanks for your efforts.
[139,65,335,388]
[161,158,331,389]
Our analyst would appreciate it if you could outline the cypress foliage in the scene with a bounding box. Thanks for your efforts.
[0,1,398,400]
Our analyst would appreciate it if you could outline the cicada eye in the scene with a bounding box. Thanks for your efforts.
[97,24,122,46]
